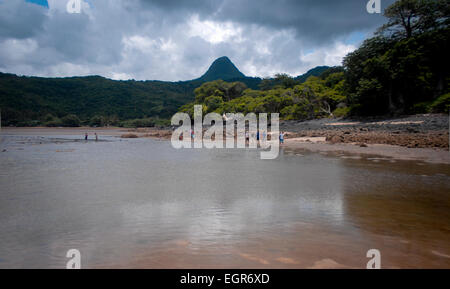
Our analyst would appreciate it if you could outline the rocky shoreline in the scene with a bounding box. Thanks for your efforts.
[281,114,449,149]
[126,114,449,150]
[2,114,448,164]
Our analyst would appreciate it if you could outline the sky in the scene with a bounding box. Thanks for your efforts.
[0,0,395,81]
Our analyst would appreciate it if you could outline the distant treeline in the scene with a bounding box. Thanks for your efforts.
[0,69,263,128]
[0,67,313,127]
[0,74,196,127]
[181,0,449,119]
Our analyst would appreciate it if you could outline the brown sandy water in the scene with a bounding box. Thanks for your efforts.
[0,129,449,268]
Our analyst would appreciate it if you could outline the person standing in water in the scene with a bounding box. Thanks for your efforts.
[95,133,98,141]
[85,133,88,141]
[279,132,285,144]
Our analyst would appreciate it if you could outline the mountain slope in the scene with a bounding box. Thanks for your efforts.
[197,56,246,82]
[296,66,330,83]
[0,57,330,126]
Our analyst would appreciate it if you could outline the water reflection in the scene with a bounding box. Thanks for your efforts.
[0,134,449,268]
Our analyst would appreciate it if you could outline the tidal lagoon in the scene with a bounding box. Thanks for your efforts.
[0,129,449,268]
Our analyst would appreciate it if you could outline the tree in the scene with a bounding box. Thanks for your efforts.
[61,114,81,127]
[274,73,298,89]
[205,95,224,113]
[258,78,274,91]
[194,80,226,103]
[379,0,449,39]
[227,82,247,101]
[343,36,396,114]
[89,115,104,127]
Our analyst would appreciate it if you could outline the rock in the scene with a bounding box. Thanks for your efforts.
[406,127,420,133]
[327,135,343,144]
[121,134,139,139]
[358,143,368,148]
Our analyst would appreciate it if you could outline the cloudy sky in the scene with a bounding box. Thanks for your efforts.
[0,0,395,81]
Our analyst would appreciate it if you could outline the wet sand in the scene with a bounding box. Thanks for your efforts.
[0,127,129,137]
[106,220,450,269]
[283,139,450,165]
[2,126,448,164]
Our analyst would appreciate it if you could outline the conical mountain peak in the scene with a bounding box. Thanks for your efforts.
[199,56,246,82]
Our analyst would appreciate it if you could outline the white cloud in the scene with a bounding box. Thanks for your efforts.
[110,72,133,80]
[45,62,92,77]
[0,38,38,61]
[300,42,357,70]
[188,14,243,44]
[123,35,158,52]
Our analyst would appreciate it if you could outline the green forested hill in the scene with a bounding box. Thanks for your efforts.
[197,56,245,82]
[295,66,330,83]
[0,73,198,126]
[0,56,309,126]
[0,56,265,126]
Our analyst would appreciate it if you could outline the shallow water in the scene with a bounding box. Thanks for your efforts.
[0,133,449,268]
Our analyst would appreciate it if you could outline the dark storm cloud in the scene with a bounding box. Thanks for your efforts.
[217,0,395,42]
[141,0,396,43]
[0,0,398,80]
[140,0,219,12]
[0,0,47,39]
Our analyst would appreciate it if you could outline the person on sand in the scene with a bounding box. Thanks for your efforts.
[279,132,285,144]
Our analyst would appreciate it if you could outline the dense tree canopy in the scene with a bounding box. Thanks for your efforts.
[180,70,347,120]
[379,0,449,39]
[344,0,449,115]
